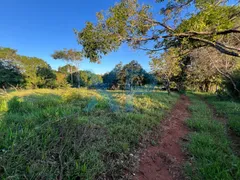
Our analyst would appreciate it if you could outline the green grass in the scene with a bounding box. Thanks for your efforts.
[186,94,240,180]
[203,94,240,136]
[0,88,179,179]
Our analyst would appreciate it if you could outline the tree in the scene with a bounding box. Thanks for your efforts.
[58,64,78,74]
[103,62,123,89]
[55,71,69,88]
[118,60,150,90]
[185,47,240,93]
[36,66,57,88]
[224,69,240,98]
[0,47,17,60]
[75,0,240,63]
[52,49,83,87]
[19,56,49,88]
[69,70,103,88]
[0,47,23,88]
[0,47,49,88]
[150,48,182,94]
[0,60,25,88]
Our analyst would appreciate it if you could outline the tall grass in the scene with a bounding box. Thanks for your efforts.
[186,94,240,180]
[0,89,179,179]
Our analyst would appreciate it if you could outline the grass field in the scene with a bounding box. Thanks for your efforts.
[0,88,179,179]
[186,94,240,180]
[203,94,240,136]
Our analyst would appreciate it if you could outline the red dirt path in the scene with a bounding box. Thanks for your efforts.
[135,95,190,180]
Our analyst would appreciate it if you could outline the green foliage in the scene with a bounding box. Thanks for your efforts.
[16,56,50,88]
[52,49,83,87]
[70,70,103,87]
[224,68,240,98]
[103,62,123,89]
[76,0,240,62]
[103,61,153,90]
[52,49,82,63]
[0,89,179,179]
[55,72,69,88]
[118,60,151,90]
[186,94,240,179]
[0,47,17,60]
[177,5,237,33]
[0,46,51,88]
[0,61,25,88]
[58,64,78,74]
[76,0,153,62]
[0,97,7,112]
[150,48,182,92]
[36,66,57,88]
[0,46,72,89]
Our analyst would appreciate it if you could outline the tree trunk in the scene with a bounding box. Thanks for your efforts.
[70,66,73,86]
[204,81,209,92]
[199,84,204,92]
[77,71,81,88]
[166,79,171,95]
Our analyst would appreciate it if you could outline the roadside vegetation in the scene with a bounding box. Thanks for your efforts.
[0,89,179,179]
[186,94,240,179]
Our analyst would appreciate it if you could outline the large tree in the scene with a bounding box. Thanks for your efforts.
[103,62,123,89]
[150,48,182,94]
[150,45,240,94]
[52,49,83,87]
[0,47,49,88]
[75,0,240,62]
[118,60,150,90]
[186,47,240,93]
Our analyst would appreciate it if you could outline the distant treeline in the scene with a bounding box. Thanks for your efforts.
[0,47,101,89]
[0,47,155,90]
[1,46,240,98]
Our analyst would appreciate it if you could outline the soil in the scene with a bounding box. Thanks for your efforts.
[134,95,191,180]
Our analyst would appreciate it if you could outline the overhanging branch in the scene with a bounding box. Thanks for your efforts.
[124,27,240,57]
[190,37,240,57]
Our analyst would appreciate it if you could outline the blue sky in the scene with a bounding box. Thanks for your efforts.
[0,0,158,74]
[1,0,238,74]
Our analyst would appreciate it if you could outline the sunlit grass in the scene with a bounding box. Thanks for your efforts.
[185,94,240,180]
[0,88,179,179]
[203,94,240,136]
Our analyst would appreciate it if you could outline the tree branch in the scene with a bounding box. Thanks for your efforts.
[138,46,166,52]
[144,18,175,32]
[188,26,240,36]
[124,26,240,57]
[190,37,240,57]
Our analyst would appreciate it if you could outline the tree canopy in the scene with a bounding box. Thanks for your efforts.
[52,49,82,63]
[52,49,83,87]
[103,60,153,90]
[75,0,240,62]
[0,47,52,88]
